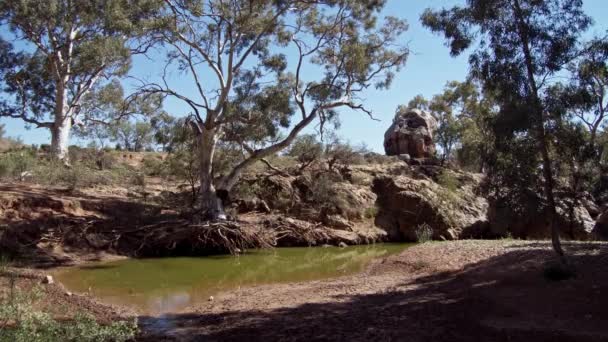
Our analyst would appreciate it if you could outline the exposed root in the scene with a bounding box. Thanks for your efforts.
[270,216,345,246]
[114,220,275,256]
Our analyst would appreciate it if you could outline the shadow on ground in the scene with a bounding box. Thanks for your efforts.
[139,242,608,342]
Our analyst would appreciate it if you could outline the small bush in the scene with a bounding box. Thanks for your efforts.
[363,206,379,219]
[142,155,166,176]
[0,284,137,341]
[130,172,146,188]
[96,153,117,170]
[415,223,434,243]
[0,254,10,274]
[0,150,36,179]
[437,170,460,192]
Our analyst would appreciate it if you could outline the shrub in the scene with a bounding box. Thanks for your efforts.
[288,134,324,170]
[437,170,460,192]
[0,151,36,179]
[363,206,379,219]
[363,152,396,164]
[0,283,137,341]
[95,152,117,170]
[415,223,434,243]
[142,155,166,176]
[130,172,146,188]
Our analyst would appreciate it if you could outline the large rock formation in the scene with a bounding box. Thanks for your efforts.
[593,209,608,240]
[488,196,595,240]
[384,108,437,159]
[372,172,489,241]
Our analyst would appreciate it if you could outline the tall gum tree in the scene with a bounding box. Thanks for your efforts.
[143,0,409,220]
[0,0,161,162]
[422,0,592,259]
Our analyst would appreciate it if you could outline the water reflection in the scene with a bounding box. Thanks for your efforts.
[54,243,412,314]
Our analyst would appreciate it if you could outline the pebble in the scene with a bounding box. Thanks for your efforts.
[209,296,214,302]
[42,275,54,285]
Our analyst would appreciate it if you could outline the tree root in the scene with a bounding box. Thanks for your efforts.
[114,220,275,256]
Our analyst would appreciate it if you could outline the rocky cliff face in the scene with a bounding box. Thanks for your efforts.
[384,109,437,159]
[235,161,603,243]
[488,196,596,240]
[372,170,489,241]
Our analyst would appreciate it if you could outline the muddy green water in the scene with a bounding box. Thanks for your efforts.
[54,243,412,314]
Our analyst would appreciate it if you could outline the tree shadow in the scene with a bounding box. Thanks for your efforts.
[137,243,608,342]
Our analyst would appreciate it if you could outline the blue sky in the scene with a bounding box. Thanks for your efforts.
[2,0,607,152]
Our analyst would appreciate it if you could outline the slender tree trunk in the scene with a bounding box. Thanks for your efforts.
[50,82,72,163]
[512,0,564,260]
[538,124,565,258]
[196,127,226,220]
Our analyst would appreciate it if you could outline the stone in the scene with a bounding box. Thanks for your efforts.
[338,242,348,248]
[85,233,109,249]
[489,197,596,240]
[397,154,411,162]
[42,275,54,285]
[384,108,437,159]
[582,197,600,218]
[372,174,489,241]
[323,214,354,230]
[19,171,33,182]
[593,209,608,240]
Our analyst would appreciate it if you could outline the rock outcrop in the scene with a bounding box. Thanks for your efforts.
[372,172,489,241]
[593,209,608,240]
[384,109,437,159]
[488,197,595,240]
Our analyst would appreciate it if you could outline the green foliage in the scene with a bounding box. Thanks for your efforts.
[422,0,598,255]
[108,120,156,152]
[0,0,162,154]
[0,150,36,179]
[406,80,496,168]
[141,155,165,177]
[325,136,366,170]
[0,254,10,274]
[363,206,379,219]
[0,283,137,342]
[288,134,324,169]
[415,223,434,243]
[436,170,460,193]
[142,0,408,207]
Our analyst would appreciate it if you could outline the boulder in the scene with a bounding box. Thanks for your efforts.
[42,275,54,285]
[372,175,489,241]
[488,197,595,240]
[236,198,271,214]
[384,109,437,159]
[593,209,608,240]
[323,214,354,230]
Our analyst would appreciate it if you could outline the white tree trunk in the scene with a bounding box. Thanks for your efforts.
[197,127,226,220]
[50,82,72,163]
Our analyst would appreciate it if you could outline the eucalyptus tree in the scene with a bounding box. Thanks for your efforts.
[422,0,591,258]
[0,0,161,162]
[567,38,608,149]
[144,0,408,220]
